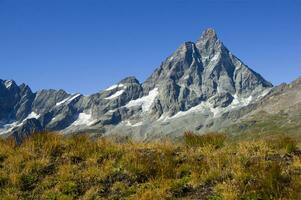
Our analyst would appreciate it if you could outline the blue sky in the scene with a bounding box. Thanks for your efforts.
[0,0,300,94]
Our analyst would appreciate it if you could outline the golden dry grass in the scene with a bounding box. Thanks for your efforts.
[0,132,300,199]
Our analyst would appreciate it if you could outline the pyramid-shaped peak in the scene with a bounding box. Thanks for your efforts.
[200,28,218,40]
[196,28,220,49]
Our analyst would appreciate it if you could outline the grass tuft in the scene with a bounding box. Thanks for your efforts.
[184,131,227,148]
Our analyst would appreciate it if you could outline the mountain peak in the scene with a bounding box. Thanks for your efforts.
[200,28,217,40]
[196,28,221,57]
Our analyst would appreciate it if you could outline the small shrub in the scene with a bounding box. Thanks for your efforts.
[110,181,131,199]
[169,178,192,198]
[0,154,7,163]
[208,194,223,200]
[0,175,9,188]
[59,181,80,196]
[19,174,39,191]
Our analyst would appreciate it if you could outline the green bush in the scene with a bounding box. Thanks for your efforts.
[19,174,39,191]
[59,181,80,196]
[169,177,192,198]
[0,175,9,188]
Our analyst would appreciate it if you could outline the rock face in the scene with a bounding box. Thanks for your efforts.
[11,118,43,144]
[143,29,271,118]
[0,80,35,122]
[0,28,274,142]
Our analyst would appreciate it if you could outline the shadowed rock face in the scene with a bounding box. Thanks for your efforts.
[11,118,43,144]
[0,80,35,122]
[0,28,274,142]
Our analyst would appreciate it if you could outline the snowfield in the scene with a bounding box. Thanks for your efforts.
[125,88,159,112]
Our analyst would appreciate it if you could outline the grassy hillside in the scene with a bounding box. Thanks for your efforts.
[224,110,301,141]
[0,132,301,200]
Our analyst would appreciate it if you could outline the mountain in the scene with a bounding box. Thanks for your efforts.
[0,28,277,142]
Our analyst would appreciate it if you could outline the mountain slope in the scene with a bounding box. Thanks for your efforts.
[223,77,301,139]
[0,28,274,141]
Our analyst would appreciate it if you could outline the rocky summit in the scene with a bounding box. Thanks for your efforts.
[0,28,276,142]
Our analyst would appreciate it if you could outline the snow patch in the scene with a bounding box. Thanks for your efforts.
[159,90,269,122]
[66,94,81,103]
[257,88,272,99]
[168,56,174,61]
[235,62,242,70]
[56,94,81,106]
[24,112,40,121]
[159,101,223,122]
[106,84,118,91]
[105,84,126,91]
[56,98,69,106]
[125,88,158,112]
[105,90,125,100]
[210,54,220,62]
[202,56,209,62]
[4,80,13,89]
[0,111,41,135]
[183,75,190,80]
[170,102,211,120]
[123,121,143,127]
[230,94,253,108]
[71,112,95,126]
[0,122,19,135]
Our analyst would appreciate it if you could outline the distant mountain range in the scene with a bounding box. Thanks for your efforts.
[1,28,299,143]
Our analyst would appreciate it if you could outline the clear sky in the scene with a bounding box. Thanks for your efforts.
[0,0,300,94]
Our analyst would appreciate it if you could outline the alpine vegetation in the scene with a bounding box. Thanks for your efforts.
[0,133,300,199]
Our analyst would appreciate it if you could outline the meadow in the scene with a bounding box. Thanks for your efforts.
[0,132,300,200]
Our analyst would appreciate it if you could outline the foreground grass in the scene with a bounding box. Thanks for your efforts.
[0,132,301,200]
